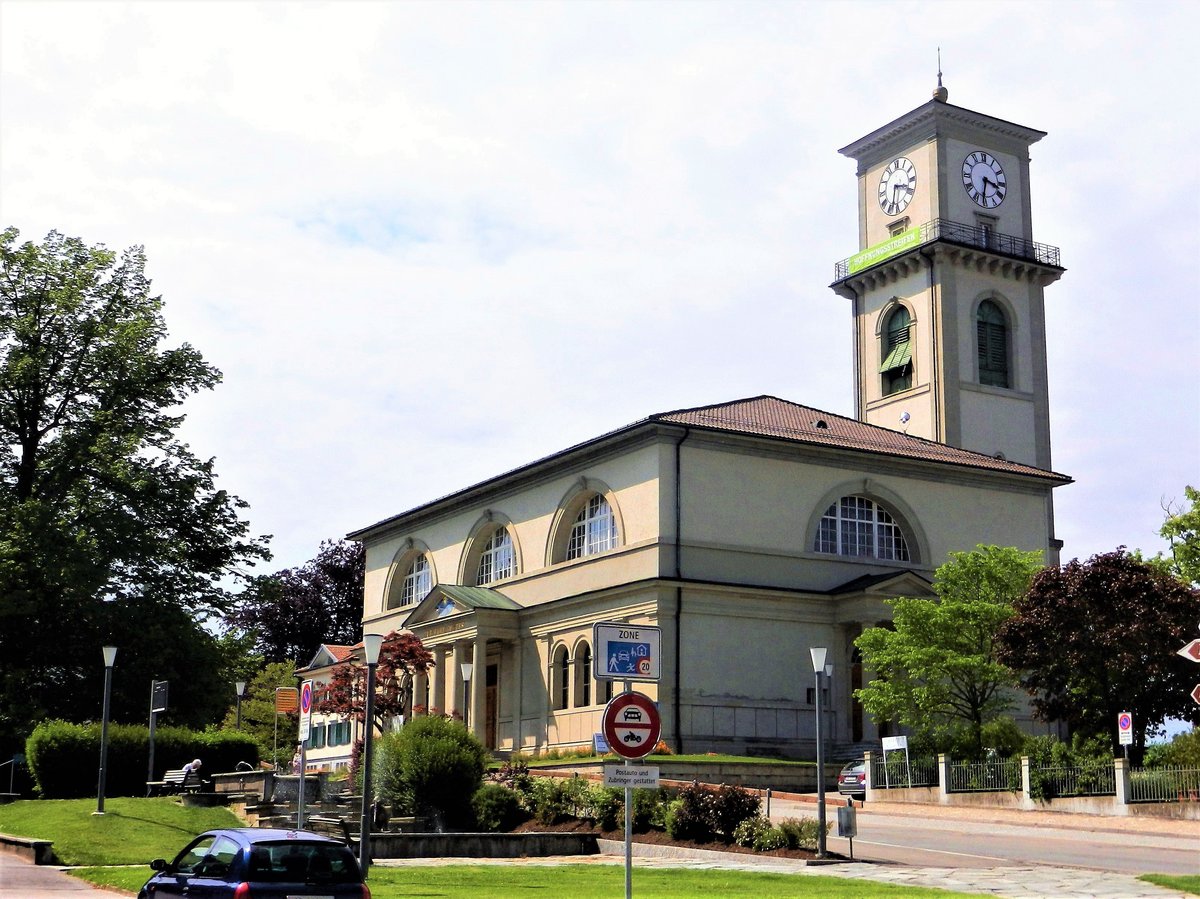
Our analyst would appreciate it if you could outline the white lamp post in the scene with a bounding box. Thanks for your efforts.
[460,663,473,730]
[809,646,828,858]
[95,646,117,815]
[358,633,384,877]
[235,680,246,730]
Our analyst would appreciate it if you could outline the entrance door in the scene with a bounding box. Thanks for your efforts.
[851,648,863,743]
[485,664,498,750]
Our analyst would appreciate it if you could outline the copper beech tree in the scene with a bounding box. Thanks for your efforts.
[314,631,434,734]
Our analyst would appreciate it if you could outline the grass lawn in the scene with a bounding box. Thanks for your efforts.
[0,797,240,865]
[70,863,985,898]
[1141,874,1200,896]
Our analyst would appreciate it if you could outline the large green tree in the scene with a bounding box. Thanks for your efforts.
[1159,486,1200,587]
[0,228,270,753]
[996,549,1200,764]
[226,539,365,665]
[855,545,1044,758]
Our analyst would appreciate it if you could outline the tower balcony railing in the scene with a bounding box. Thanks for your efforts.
[834,218,1062,281]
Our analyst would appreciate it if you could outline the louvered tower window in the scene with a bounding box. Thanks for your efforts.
[880,305,913,395]
[977,300,1009,388]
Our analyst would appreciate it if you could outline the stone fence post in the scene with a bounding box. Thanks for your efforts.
[937,753,950,802]
[1114,757,1130,806]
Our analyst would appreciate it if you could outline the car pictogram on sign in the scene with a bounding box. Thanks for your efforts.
[623,708,643,721]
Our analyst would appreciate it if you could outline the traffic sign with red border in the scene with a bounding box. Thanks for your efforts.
[299,680,313,742]
[602,692,661,760]
[1178,639,1200,663]
[1191,684,1200,706]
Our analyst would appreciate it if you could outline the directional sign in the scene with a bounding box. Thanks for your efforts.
[1178,639,1200,663]
[298,680,314,742]
[602,691,661,760]
[594,623,661,681]
[1192,684,1200,707]
[151,680,169,713]
[1117,711,1133,746]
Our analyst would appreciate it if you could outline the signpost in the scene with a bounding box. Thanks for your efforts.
[297,680,313,830]
[146,680,168,795]
[1117,711,1133,757]
[602,691,662,899]
[594,623,661,681]
[1180,634,1200,706]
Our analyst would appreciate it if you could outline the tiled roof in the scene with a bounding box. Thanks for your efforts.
[325,644,356,662]
[650,395,1069,483]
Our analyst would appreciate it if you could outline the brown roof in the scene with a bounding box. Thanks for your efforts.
[651,395,1069,482]
[324,644,356,663]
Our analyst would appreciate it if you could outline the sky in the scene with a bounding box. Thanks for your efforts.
[2,0,1197,581]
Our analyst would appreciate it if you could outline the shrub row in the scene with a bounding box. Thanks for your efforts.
[26,719,260,798]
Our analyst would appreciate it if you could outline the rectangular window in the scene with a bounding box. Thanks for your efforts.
[310,724,326,749]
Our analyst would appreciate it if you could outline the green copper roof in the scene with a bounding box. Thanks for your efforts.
[437,585,520,611]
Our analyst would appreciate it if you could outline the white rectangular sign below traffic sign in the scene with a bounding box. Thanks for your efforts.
[594,623,661,681]
[603,765,660,789]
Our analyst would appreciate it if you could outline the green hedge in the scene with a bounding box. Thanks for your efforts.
[26,720,260,798]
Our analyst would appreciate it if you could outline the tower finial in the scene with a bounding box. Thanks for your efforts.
[933,47,948,102]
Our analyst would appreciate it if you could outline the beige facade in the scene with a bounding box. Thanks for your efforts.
[350,397,1068,758]
[347,89,1069,760]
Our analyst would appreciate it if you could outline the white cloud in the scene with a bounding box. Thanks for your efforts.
[2,0,1196,572]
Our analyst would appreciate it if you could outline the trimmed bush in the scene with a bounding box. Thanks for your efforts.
[374,716,488,829]
[710,783,760,842]
[664,783,715,842]
[25,720,259,798]
[733,815,771,848]
[472,783,526,831]
[778,816,827,850]
[587,784,623,831]
[753,825,789,851]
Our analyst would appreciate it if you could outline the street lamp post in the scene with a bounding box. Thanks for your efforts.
[358,633,383,878]
[235,681,246,730]
[96,646,117,816]
[460,663,473,731]
[809,646,828,858]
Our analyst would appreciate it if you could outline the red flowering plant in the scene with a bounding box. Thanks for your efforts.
[314,631,434,735]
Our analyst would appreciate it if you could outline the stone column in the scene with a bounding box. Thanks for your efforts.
[452,641,467,720]
[1114,756,1130,806]
[432,646,448,716]
[471,634,488,742]
[413,669,428,715]
[505,640,523,754]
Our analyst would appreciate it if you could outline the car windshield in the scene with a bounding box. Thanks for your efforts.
[247,841,359,883]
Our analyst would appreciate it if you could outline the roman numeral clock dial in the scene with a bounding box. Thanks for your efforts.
[877,156,916,217]
[962,150,1007,208]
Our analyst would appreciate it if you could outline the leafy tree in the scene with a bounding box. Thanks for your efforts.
[996,549,1200,765]
[227,540,364,664]
[855,545,1044,758]
[219,660,299,768]
[314,630,434,734]
[1159,486,1200,586]
[374,715,488,828]
[0,228,269,754]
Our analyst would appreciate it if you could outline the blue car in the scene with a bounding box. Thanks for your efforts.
[137,827,369,899]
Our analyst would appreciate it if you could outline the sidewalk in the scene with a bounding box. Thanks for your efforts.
[0,850,104,896]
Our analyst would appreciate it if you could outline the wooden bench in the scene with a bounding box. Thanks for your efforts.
[147,768,203,796]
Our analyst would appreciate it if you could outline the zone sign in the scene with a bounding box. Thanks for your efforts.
[602,692,661,760]
[593,622,661,682]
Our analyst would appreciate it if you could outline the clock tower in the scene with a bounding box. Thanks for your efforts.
[831,83,1064,471]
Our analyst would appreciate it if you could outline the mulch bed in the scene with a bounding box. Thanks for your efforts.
[511,819,833,861]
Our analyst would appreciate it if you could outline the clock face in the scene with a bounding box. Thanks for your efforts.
[878,156,916,217]
[962,150,1007,208]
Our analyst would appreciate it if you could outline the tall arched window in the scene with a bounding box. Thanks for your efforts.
[400,555,433,606]
[880,305,913,396]
[815,496,910,561]
[567,494,619,560]
[575,643,592,708]
[553,645,570,710]
[476,528,516,584]
[977,300,1009,388]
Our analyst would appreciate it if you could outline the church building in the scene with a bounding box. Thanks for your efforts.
[341,85,1070,759]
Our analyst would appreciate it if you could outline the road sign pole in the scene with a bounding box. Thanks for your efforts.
[624,678,632,899]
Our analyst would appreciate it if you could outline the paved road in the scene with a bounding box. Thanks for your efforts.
[0,849,100,897]
[767,798,1199,876]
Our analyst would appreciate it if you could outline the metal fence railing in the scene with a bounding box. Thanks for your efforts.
[947,758,1022,793]
[871,754,938,789]
[1031,764,1115,798]
[1130,767,1200,803]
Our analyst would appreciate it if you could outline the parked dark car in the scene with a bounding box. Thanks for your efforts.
[137,828,369,899]
[837,759,866,799]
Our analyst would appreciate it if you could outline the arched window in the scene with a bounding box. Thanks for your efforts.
[552,645,570,710]
[400,554,433,606]
[977,300,1009,388]
[575,643,592,708]
[476,528,516,584]
[880,305,913,396]
[815,496,910,561]
[567,494,619,560]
